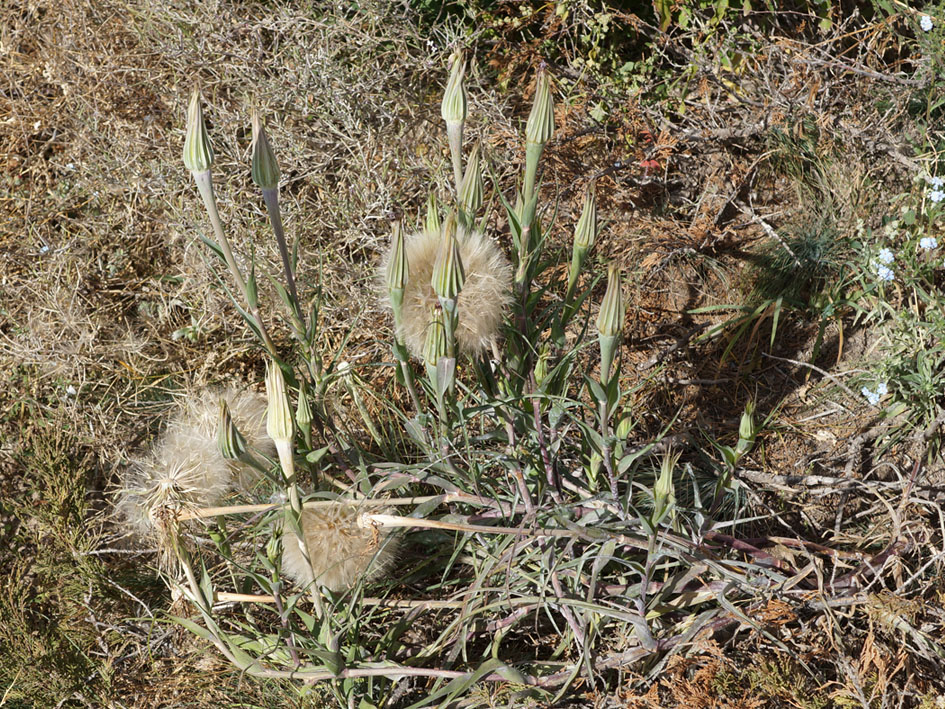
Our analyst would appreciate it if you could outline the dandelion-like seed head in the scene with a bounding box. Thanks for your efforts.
[280,504,395,592]
[380,225,512,360]
[117,388,273,544]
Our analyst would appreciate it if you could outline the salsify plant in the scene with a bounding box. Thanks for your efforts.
[129,53,841,706]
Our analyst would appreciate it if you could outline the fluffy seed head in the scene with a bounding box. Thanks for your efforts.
[381,225,512,360]
[117,388,273,543]
[281,504,395,592]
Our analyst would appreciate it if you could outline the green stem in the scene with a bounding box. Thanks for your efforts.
[192,170,278,357]
[261,186,303,324]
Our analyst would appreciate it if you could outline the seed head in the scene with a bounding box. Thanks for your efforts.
[380,224,511,360]
[280,503,395,592]
[117,388,272,543]
[182,88,214,173]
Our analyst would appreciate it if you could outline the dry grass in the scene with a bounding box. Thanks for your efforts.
[2,0,945,706]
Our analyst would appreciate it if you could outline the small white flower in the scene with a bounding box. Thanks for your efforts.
[878,247,895,264]
[876,382,888,396]
[66,385,77,397]
[930,189,945,203]
[876,264,895,282]
[928,176,944,189]
[861,386,881,406]
[921,14,933,32]
[920,236,938,250]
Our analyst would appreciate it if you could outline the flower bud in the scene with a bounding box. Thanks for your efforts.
[441,51,467,126]
[597,266,625,383]
[596,266,625,338]
[386,221,408,326]
[735,401,757,457]
[525,67,554,147]
[295,379,313,443]
[423,309,448,372]
[431,214,465,303]
[251,111,280,191]
[653,449,679,526]
[458,144,483,217]
[574,182,597,250]
[217,399,247,461]
[265,360,295,480]
[182,88,214,173]
[425,192,441,237]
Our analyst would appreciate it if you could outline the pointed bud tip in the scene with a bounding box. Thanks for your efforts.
[183,88,214,172]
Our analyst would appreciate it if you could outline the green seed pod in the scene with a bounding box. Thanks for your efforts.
[295,379,313,445]
[250,112,280,191]
[266,361,294,445]
[574,181,597,250]
[182,88,214,173]
[217,399,248,461]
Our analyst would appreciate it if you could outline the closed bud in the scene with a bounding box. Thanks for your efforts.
[653,449,679,526]
[266,361,295,481]
[458,144,483,216]
[422,309,448,372]
[425,192,441,237]
[386,221,408,297]
[597,266,625,383]
[525,67,554,147]
[534,343,551,387]
[295,379,313,433]
[574,182,597,250]
[596,266,625,338]
[182,88,214,173]
[431,214,465,302]
[736,401,757,457]
[251,111,280,191]
[266,361,293,442]
[441,51,467,126]
[217,399,248,461]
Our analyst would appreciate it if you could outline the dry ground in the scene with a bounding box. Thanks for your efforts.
[2,0,944,706]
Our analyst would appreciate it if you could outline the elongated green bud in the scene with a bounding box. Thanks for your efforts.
[431,214,465,302]
[183,89,214,173]
[217,399,247,461]
[423,309,448,374]
[442,51,467,193]
[653,449,679,526]
[386,221,408,330]
[736,401,757,458]
[425,193,441,237]
[266,360,295,481]
[441,51,467,126]
[525,67,555,147]
[597,266,625,383]
[566,182,598,299]
[523,66,554,205]
[458,144,483,218]
[251,112,280,190]
[295,379,313,447]
[574,182,597,249]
